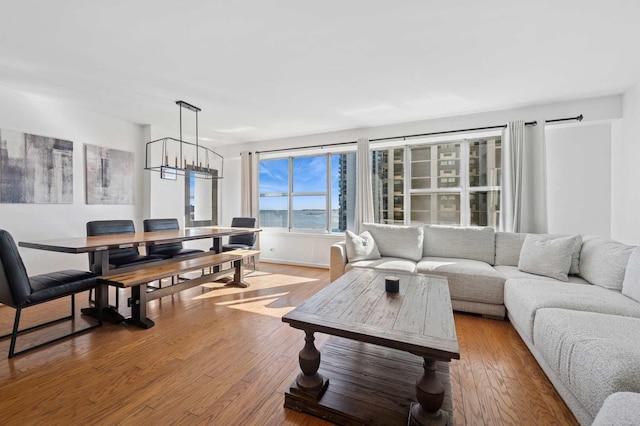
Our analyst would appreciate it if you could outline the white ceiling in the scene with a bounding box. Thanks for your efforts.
[1,1,639,145]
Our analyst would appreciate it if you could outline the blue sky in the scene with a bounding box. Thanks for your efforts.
[259,156,342,209]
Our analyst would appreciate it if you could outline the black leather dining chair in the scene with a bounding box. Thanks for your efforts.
[143,218,204,259]
[86,220,163,308]
[0,229,102,358]
[219,217,258,270]
[86,220,164,269]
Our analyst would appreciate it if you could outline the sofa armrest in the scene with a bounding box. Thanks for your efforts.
[330,241,348,282]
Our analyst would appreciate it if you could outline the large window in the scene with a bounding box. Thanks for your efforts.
[259,158,289,227]
[372,148,405,224]
[259,153,356,232]
[372,136,501,228]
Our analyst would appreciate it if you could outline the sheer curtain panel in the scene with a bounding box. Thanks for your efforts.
[354,138,374,234]
[500,121,524,232]
[240,151,259,218]
[499,120,548,233]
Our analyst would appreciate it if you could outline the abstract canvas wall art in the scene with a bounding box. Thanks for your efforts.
[85,144,135,204]
[0,129,74,204]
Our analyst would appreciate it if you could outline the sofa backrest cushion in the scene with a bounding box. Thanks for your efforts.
[360,223,424,262]
[579,236,635,291]
[422,225,495,265]
[495,232,527,266]
[517,234,580,282]
[495,232,582,274]
[622,247,640,303]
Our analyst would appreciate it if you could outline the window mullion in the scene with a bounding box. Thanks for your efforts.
[288,157,293,231]
[403,146,410,225]
[461,141,470,226]
[326,153,331,233]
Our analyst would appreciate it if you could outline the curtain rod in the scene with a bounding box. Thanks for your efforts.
[255,114,583,154]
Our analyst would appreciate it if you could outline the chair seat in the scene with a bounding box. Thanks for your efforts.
[222,244,252,251]
[110,254,164,268]
[26,270,98,306]
[149,248,204,259]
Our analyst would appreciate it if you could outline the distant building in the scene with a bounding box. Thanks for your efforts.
[337,153,356,231]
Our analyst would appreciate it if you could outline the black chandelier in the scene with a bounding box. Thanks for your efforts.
[145,100,223,180]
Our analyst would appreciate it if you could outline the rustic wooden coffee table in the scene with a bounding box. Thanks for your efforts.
[282,268,460,426]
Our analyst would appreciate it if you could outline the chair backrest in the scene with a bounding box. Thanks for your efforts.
[86,220,139,268]
[228,217,257,247]
[143,218,182,254]
[0,230,32,308]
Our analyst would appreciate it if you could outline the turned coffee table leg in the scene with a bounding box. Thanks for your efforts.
[409,358,448,426]
[295,330,328,398]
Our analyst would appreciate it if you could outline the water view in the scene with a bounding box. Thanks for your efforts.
[260,209,341,231]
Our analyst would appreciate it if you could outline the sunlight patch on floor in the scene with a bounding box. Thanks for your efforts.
[190,272,318,301]
[214,292,296,318]
[214,292,289,306]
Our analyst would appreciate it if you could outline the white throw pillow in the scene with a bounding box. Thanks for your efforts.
[345,230,381,263]
[360,223,424,261]
[622,246,640,303]
[580,236,635,291]
[517,234,580,282]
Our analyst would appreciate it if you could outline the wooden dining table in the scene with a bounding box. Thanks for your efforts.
[19,226,261,325]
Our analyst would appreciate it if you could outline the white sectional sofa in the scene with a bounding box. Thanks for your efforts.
[329,223,640,425]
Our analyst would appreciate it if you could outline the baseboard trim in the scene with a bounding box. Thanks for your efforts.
[259,258,329,269]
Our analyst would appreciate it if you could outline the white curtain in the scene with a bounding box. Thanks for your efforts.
[354,138,374,234]
[523,119,548,233]
[240,151,259,219]
[500,121,524,232]
[240,151,260,253]
[500,120,548,233]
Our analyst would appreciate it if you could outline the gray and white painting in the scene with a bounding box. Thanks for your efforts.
[85,145,135,204]
[0,129,74,204]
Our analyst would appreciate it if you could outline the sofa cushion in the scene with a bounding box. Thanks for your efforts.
[345,257,417,274]
[494,265,588,284]
[622,246,640,303]
[517,234,581,282]
[495,232,527,266]
[534,309,640,419]
[361,223,424,262]
[592,392,640,426]
[422,225,495,265]
[579,236,635,291]
[345,230,381,262]
[416,257,505,305]
[504,279,640,341]
[496,232,582,274]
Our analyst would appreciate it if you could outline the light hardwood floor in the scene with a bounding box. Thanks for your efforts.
[0,263,577,425]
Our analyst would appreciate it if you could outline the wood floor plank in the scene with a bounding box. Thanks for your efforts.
[454,316,495,426]
[0,263,578,425]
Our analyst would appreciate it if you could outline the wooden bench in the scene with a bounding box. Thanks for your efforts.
[215,249,260,269]
[98,251,255,329]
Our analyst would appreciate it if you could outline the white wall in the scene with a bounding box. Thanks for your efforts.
[1,87,631,274]
[217,95,623,158]
[220,157,242,227]
[148,124,184,225]
[0,87,146,275]
[218,95,624,267]
[612,82,640,244]
[259,232,344,267]
[546,123,612,237]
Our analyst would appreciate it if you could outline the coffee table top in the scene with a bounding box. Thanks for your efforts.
[283,268,459,361]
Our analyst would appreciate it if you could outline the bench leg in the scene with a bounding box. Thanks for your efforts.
[125,284,155,329]
[227,259,250,288]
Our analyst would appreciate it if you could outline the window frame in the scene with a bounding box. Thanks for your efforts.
[406,137,501,227]
[370,133,501,228]
[259,151,356,233]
